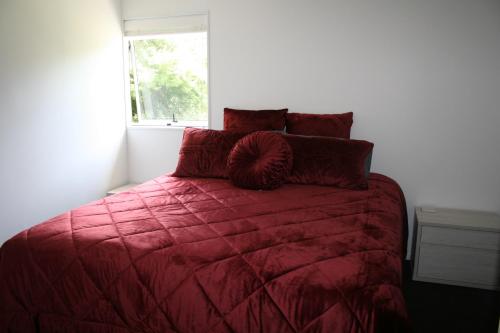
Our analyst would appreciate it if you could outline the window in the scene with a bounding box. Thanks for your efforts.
[124,15,208,127]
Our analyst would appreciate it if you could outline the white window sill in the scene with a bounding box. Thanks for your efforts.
[127,123,208,130]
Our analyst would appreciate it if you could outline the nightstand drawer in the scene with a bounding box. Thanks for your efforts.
[421,226,500,251]
[414,207,500,289]
[418,244,500,287]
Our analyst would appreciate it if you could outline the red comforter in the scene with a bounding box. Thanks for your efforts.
[0,173,409,333]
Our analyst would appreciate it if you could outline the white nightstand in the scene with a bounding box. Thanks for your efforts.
[107,183,138,196]
[412,207,500,290]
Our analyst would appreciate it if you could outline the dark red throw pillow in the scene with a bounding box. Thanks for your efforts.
[228,132,293,190]
[173,128,247,178]
[285,112,353,138]
[285,134,373,189]
[224,108,288,132]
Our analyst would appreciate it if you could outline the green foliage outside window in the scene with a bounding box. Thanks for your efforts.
[129,34,208,124]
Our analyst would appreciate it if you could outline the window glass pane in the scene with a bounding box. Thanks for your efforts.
[129,32,208,125]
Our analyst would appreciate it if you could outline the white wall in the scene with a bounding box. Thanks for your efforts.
[123,0,500,256]
[127,127,184,182]
[123,0,209,183]
[0,0,128,244]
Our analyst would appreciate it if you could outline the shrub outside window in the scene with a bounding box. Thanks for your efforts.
[125,20,208,127]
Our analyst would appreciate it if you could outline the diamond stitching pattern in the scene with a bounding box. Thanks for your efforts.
[0,174,408,333]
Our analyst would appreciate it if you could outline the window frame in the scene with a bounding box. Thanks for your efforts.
[122,15,210,129]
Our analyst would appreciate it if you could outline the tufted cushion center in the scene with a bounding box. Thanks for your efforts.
[228,132,293,190]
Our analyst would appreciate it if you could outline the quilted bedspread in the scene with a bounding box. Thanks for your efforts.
[0,173,409,333]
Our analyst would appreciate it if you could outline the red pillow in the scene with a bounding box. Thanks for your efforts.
[228,132,293,190]
[285,112,353,138]
[173,128,247,178]
[284,134,373,189]
[224,108,288,132]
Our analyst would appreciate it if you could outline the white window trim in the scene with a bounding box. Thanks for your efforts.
[122,13,211,129]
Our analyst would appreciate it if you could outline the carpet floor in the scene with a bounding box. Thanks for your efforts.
[403,261,499,333]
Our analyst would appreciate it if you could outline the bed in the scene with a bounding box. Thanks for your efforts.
[0,173,409,333]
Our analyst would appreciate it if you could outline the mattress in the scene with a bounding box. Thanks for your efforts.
[0,173,409,332]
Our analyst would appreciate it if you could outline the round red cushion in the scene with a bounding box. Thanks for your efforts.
[228,132,293,190]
